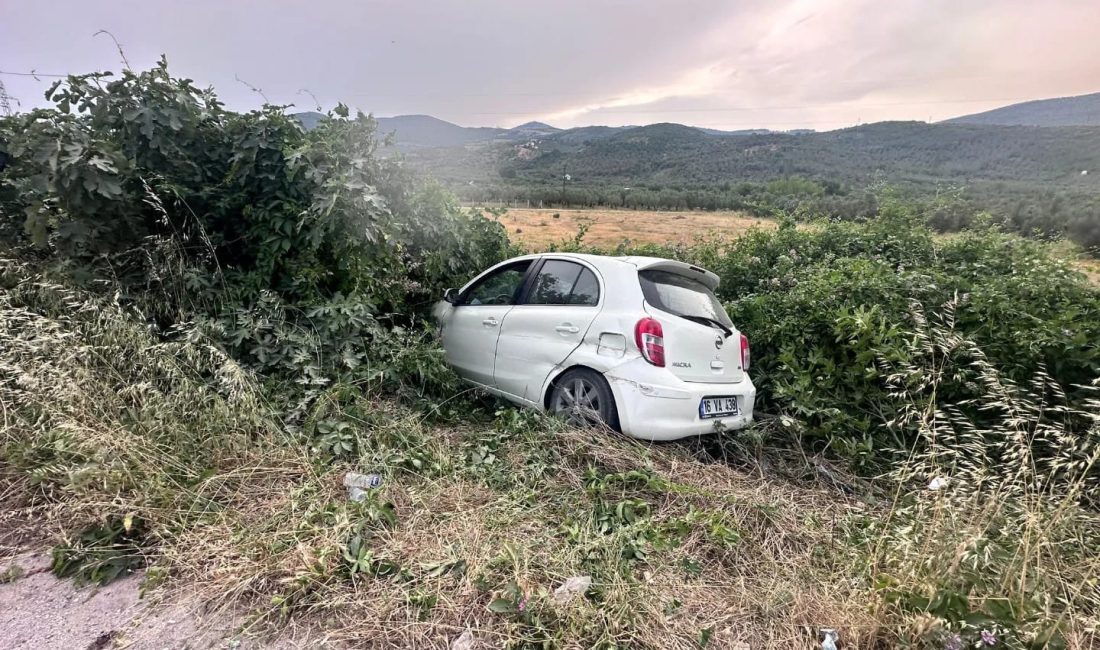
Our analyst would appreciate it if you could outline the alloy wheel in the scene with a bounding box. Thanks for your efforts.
[552,376,604,427]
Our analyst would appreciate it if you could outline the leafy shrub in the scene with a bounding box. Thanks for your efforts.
[0,60,515,410]
[612,204,1100,466]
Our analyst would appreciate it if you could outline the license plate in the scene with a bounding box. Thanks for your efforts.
[699,396,739,419]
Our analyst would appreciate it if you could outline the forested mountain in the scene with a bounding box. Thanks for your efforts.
[289,106,1100,250]
[404,120,1100,249]
[413,120,1100,189]
[945,91,1100,127]
[293,112,511,147]
[374,114,508,147]
[291,113,811,147]
[508,121,562,138]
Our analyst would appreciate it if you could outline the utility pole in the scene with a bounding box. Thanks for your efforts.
[0,79,13,116]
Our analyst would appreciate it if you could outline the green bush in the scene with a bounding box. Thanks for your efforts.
[613,205,1100,466]
[0,61,515,409]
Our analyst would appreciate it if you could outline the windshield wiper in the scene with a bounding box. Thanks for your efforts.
[679,314,733,338]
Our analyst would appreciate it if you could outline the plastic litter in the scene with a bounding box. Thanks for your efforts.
[821,628,839,650]
[451,629,475,650]
[344,472,383,502]
[927,476,950,491]
[552,575,593,604]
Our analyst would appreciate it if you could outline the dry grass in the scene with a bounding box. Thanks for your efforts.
[485,208,776,250]
[495,209,1100,289]
[162,412,876,649]
[1043,239,1100,285]
[1077,256,1100,285]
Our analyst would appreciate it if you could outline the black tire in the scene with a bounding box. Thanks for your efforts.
[549,368,620,432]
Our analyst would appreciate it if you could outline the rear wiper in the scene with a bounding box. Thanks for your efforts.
[679,314,733,338]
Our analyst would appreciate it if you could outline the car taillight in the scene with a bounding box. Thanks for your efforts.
[740,332,750,371]
[634,317,665,367]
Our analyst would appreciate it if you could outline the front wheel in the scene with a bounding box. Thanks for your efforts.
[549,368,620,431]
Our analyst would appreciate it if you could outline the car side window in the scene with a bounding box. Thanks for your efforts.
[463,262,531,306]
[569,268,599,305]
[526,260,600,306]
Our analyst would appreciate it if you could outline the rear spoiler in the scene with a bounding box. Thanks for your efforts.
[618,256,721,290]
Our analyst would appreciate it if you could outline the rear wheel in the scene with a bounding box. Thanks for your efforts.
[549,368,619,431]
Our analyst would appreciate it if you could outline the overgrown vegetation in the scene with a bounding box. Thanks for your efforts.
[0,59,514,405]
[2,63,1099,648]
[588,204,1100,468]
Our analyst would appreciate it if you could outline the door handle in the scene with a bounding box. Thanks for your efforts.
[482,317,499,327]
[555,324,580,334]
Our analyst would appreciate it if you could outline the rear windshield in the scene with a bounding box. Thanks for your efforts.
[638,269,733,328]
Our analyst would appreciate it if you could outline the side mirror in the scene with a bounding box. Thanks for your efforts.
[443,288,459,305]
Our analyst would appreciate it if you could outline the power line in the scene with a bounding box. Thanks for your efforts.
[0,70,70,78]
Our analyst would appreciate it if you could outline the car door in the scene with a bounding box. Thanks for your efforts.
[440,260,534,387]
[494,258,603,403]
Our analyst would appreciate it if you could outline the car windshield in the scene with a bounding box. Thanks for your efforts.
[638,269,733,329]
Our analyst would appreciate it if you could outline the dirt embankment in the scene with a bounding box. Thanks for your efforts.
[0,553,314,649]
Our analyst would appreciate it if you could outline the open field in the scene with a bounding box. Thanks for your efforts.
[496,208,1100,284]
[484,207,776,250]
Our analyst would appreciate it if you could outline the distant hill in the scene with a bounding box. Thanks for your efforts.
[292,112,512,147]
[294,109,1100,203]
[292,112,819,148]
[699,127,770,136]
[549,125,630,144]
[411,120,1100,189]
[293,108,1100,249]
[293,111,326,130]
[373,115,509,148]
[402,118,1100,249]
[945,92,1100,127]
[599,122,710,148]
[509,121,561,138]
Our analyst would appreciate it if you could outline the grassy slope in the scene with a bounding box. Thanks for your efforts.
[163,407,875,648]
[2,244,1099,647]
[0,266,866,646]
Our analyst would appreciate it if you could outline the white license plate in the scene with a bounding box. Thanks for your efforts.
[699,396,739,419]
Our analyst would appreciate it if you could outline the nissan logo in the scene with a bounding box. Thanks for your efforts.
[714,335,724,349]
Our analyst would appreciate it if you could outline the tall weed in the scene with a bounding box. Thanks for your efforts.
[852,301,1100,647]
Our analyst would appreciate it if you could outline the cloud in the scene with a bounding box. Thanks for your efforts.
[1,0,1097,130]
[537,63,730,124]
[524,0,1100,129]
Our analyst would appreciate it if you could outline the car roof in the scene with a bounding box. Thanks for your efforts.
[524,252,721,289]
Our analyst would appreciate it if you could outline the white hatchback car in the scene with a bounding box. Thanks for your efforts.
[433,253,755,440]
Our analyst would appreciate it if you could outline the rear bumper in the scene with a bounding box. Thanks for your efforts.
[605,359,756,441]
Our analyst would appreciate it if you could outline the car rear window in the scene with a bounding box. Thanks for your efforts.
[638,269,732,327]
